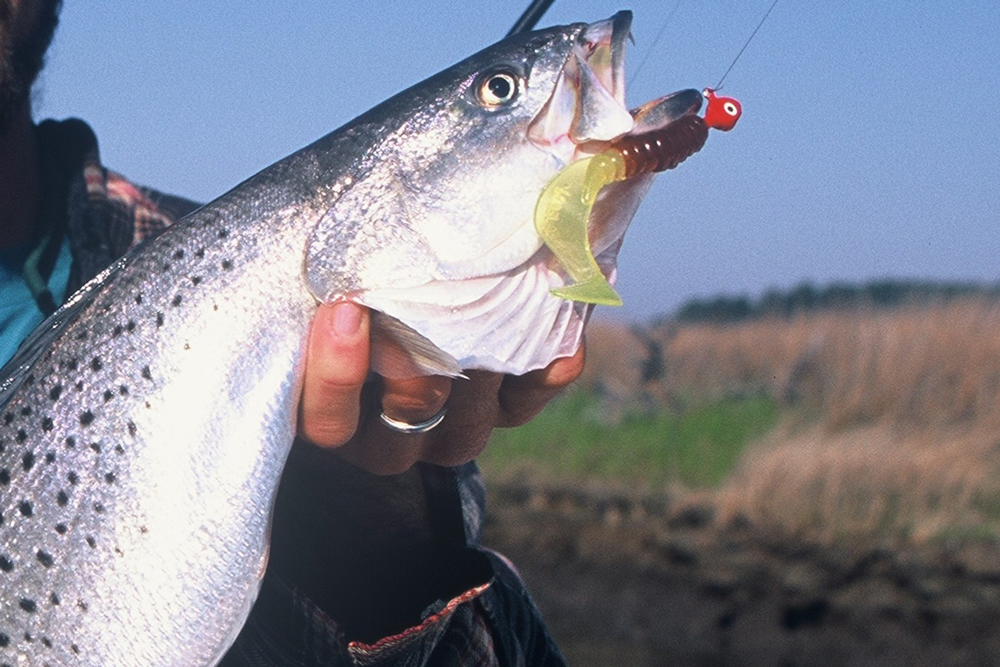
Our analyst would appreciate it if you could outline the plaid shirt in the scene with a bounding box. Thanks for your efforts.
[38,118,567,667]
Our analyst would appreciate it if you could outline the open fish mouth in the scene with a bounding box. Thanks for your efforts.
[527,11,705,284]
[528,12,703,163]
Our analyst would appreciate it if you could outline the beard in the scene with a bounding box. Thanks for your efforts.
[0,0,62,134]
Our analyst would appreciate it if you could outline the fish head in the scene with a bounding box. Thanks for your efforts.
[304,13,703,377]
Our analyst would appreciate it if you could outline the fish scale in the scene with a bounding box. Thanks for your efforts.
[0,178,322,664]
[0,13,704,665]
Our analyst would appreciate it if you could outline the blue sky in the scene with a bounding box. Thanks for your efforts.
[35,1,1000,321]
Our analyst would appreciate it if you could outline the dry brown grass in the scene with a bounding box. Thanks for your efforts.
[608,298,1000,543]
[715,424,1000,544]
[652,298,1000,429]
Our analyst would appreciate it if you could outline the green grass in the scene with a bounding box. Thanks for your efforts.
[481,389,779,488]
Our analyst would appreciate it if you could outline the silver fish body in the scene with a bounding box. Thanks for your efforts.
[0,13,701,666]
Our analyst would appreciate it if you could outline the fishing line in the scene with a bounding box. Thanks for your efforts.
[714,0,781,89]
[628,0,687,88]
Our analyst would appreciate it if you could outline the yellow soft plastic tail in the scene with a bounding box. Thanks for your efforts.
[534,151,627,305]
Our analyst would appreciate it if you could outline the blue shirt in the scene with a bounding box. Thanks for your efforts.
[0,237,73,367]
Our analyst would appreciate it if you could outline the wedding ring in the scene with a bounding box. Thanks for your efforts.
[379,407,447,434]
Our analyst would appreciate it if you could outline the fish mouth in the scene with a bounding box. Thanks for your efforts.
[528,12,704,162]
[528,12,705,275]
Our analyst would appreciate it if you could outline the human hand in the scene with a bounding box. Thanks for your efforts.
[297,301,585,474]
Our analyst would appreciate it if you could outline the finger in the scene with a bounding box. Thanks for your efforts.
[298,301,371,448]
[332,373,453,475]
[497,342,585,427]
[379,374,452,426]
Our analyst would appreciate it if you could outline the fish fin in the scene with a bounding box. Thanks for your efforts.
[370,311,465,379]
[0,257,126,410]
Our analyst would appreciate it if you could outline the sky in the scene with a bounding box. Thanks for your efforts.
[34,0,1000,322]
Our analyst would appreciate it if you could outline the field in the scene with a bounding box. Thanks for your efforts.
[480,297,1000,665]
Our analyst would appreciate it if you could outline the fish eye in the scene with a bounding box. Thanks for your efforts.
[724,102,739,116]
[476,69,520,108]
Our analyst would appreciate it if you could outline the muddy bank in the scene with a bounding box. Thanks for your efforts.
[483,480,1000,666]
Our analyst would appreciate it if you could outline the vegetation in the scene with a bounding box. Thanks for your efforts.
[482,390,778,488]
[486,290,1000,544]
[670,279,1000,325]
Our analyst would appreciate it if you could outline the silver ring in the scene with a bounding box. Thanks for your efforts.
[379,407,447,434]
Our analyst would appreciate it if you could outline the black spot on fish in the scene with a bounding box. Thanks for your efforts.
[135,293,143,305]
[221,259,233,270]
[140,525,149,534]
[20,406,32,416]
[0,469,9,485]
[85,536,95,548]
[16,429,27,443]
[45,451,56,464]
[115,444,125,454]
[104,473,116,484]
[72,642,80,653]
[191,275,202,285]
[0,632,8,646]
[141,365,153,380]
[19,501,33,517]
[127,420,137,436]
[173,249,185,260]
[75,331,87,341]
[49,593,60,606]
[79,410,95,426]
[21,452,35,471]
[127,319,136,332]
[103,389,114,402]
[219,228,230,239]
[65,436,76,449]
[0,555,13,571]
[49,384,62,400]
[90,357,103,372]
[57,490,69,506]
[67,471,79,485]
[156,312,164,327]
[89,443,101,453]
[172,294,183,307]
[74,380,83,391]
[41,416,54,431]
[119,385,129,396]
[22,632,31,642]
[42,636,52,648]
[93,502,105,513]
[2,412,12,424]
[36,550,54,568]
[67,358,78,371]
[19,598,36,613]
[112,324,123,337]
[55,523,67,534]
[195,247,205,258]
[162,262,172,271]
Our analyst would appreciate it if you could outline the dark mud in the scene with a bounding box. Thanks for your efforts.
[483,481,1000,667]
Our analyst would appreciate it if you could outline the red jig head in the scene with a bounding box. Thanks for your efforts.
[703,88,742,131]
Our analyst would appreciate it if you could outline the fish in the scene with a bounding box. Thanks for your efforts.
[0,12,706,666]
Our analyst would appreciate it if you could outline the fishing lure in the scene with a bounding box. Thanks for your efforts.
[536,94,741,305]
[703,88,742,131]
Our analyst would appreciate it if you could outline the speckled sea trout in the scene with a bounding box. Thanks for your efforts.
[0,13,705,666]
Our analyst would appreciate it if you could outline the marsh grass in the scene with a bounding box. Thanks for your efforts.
[482,389,778,488]
[488,297,1000,544]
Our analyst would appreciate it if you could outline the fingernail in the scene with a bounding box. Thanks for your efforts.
[331,302,362,337]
